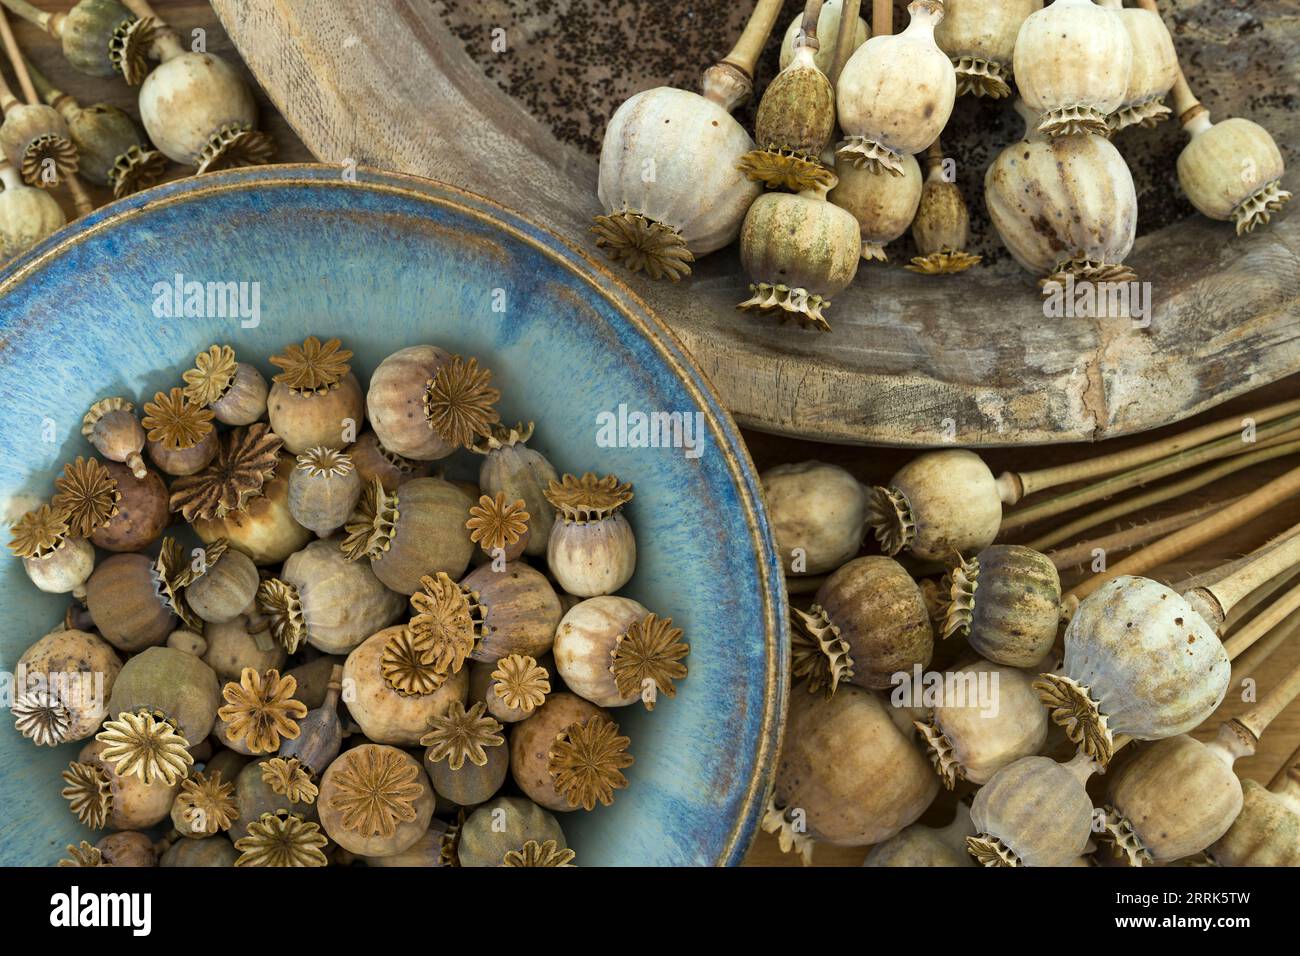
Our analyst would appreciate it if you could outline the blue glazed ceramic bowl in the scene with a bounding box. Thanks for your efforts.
[0,165,787,866]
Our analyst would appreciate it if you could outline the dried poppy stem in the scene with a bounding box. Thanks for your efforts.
[1065,467,1300,604]
[1268,739,1300,790]
[704,0,786,110]
[1025,436,1300,552]
[1180,522,1300,594]
[1232,656,1300,744]
[831,0,863,84]
[0,6,37,104]
[1046,496,1237,572]
[1134,0,1196,118]
[1188,533,1300,630]
[872,0,893,37]
[1223,578,1300,666]
[1000,398,1300,505]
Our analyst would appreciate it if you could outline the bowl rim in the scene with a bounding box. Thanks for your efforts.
[0,163,790,866]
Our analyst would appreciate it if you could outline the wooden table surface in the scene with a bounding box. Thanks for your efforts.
[11,1,1299,868]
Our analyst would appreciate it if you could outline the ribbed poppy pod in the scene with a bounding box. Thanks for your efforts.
[62,738,180,830]
[90,459,168,552]
[463,561,564,663]
[764,686,938,860]
[739,14,837,192]
[509,691,633,812]
[14,0,151,82]
[471,423,558,558]
[985,104,1138,286]
[288,447,362,535]
[864,804,976,866]
[0,100,78,187]
[914,662,1049,788]
[737,184,861,331]
[967,752,1096,866]
[1177,115,1291,236]
[343,625,469,746]
[258,538,405,655]
[84,552,177,652]
[905,151,982,274]
[266,337,364,454]
[544,473,636,597]
[940,545,1061,667]
[348,429,434,492]
[935,0,1041,98]
[1099,0,1176,131]
[1035,575,1230,765]
[181,345,268,425]
[188,455,314,565]
[318,744,435,858]
[836,0,956,176]
[761,461,870,577]
[792,556,933,693]
[367,345,470,461]
[341,476,477,595]
[0,160,64,258]
[1013,0,1132,137]
[780,0,869,75]
[457,796,568,867]
[8,503,95,596]
[186,539,259,624]
[827,154,922,261]
[14,628,121,745]
[553,597,660,708]
[867,449,1011,562]
[1209,773,1300,868]
[82,397,146,478]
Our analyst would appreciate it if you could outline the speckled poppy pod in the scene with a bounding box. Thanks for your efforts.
[0,157,64,258]
[764,686,938,862]
[14,627,121,745]
[592,0,782,280]
[288,446,362,535]
[914,662,1048,788]
[544,473,636,597]
[345,624,469,745]
[341,475,476,594]
[1208,748,1300,867]
[1098,0,1176,131]
[0,88,78,188]
[90,459,168,553]
[985,100,1138,287]
[82,396,147,478]
[8,502,95,596]
[761,461,871,578]
[1034,575,1231,765]
[739,0,837,192]
[906,145,982,274]
[182,345,268,426]
[0,0,153,83]
[828,153,922,261]
[867,449,1014,562]
[938,544,1061,667]
[124,0,273,171]
[470,422,558,559]
[367,346,502,461]
[141,386,218,476]
[266,336,364,454]
[934,0,1040,98]
[737,182,862,331]
[792,555,932,694]
[462,561,564,663]
[1014,0,1132,138]
[967,751,1096,866]
[510,692,634,812]
[836,0,956,176]
[257,538,404,655]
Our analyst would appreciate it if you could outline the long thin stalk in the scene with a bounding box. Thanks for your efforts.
[1227,598,1300,690]
[1133,0,1200,120]
[1224,578,1300,660]
[1047,497,1236,572]
[1064,465,1300,603]
[1180,522,1300,593]
[872,0,893,36]
[1269,739,1300,790]
[722,0,786,77]
[1206,534,1300,619]
[831,0,862,84]
[1223,563,1300,632]
[0,0,47,31]
[0,5,37,104]
[801,0,826,44]
[1025,439,1300,552]
[1003,398,1300,503]
[1235,657,1300,740]
[1001,417,1300,534]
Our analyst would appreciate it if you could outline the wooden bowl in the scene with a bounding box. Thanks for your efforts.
[214,0,1299,446]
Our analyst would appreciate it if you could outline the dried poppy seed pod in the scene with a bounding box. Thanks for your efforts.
[485,654,552,723]
[10,0,151,82]
[201,617,286,680]
[940,544,1061,667]
[142,387,218,476]
[169,769,238,838]
[828,154,922,261]
[318,743,435,857]
[737,183,861,331]
[348,429,432,493]
[182,345,268,425]
[544,473,636,597]
[229,759,319,841]
[471,423,559,558]
[1209,769,1300,867]
[1013,0,1131,137]
[278,667,345,778]
[1178,114,1291,236]
[1035,575,1230,765]
[288,447,362,535]
[186,540,259,624]
[780,0,868,75]
[217,667,308,754]
[89,460,167,552]
[0,98,78,187]
[864,804,976,866]
[867,449,1011,562]
[761,461,871,577]
[266,337,363,454]
[82,397,147,478]
[934,0,1040,98]
[63,738,180,830]
[427,737,510,808]
[739,6,837,192]
[84,552,176,652]
[366,345,457,461]
[511,693,633,812]
[0,160,64,258]
[344,625,469,745]
[259,538,405,655]
[342,476,477,594]
[554,596,648,707]
[8,504,94,596]
[14,628,121,745]
[914,662,1049,788]
[985,103,1138,285]
[793,556,932,693]
[906,149,982,275]
[967,752,1095,866]
[836,0,956,176]
[457,796,568,867]
[765,686,938,859]
[160,835,237,866]
[462,561,563,662]
[95,830,156,866]
[1099,0,1176,131]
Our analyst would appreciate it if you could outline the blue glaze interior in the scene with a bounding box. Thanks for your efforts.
[0,166,787,866]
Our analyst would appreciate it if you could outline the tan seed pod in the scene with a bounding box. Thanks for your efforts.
[84,552,176,652]
[82,396,146,477]
[1177,115,1291,236]
[457,796,567,868]
[828,154,923,261]
[187,541,260,625]
[464,561,563,663]
[288,447,362,535]
[545,474,637,597]
[344,625,469,746]
[318,744,434,858]
[935,0,1040,98]
[89,459,168,553]
[864,804,977,867]
[939,545,1061,667]
[348,428,435,492]
[761,461,871,577]
[366,345,459,461]
[64,738,180,830]
[906,152,982,275]
[968,752,1096,866]
[1102,1,1177,131]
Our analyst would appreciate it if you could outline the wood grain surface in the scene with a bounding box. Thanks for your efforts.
[209,0,1300,446]
[13,1,1300,867]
